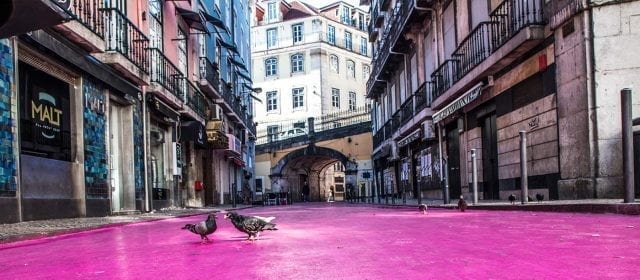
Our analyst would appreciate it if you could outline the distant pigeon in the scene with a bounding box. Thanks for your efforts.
[181,213,217,244]
[527,195,534,203]
[418,204,428,215]
[536,193,544,203]
[458,195,467,212]
[508,194,517,205]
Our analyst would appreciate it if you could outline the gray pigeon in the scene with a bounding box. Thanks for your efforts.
[181,213,218,244]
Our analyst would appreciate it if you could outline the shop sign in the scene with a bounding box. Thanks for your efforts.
[31,92,63,140]
[433,83,483,123]
[398,129,421,148]
[84,93,105,115]
[173,142,182,176]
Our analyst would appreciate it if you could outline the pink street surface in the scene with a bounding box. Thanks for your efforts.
[1,204,639,279]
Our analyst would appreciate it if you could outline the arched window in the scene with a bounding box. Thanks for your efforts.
[346,60,355,78]
[330,55,339,73]
[291,53,304,73]
[265,57,278,76]
[363,65,370,80]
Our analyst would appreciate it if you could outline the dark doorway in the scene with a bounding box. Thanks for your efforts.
[446,124,461,200]
[481,114,500,200]
[203,155,214,206]
[298,174,308,202]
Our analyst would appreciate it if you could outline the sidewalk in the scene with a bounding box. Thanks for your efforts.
[350,197,640,215]
[0,205,253,244]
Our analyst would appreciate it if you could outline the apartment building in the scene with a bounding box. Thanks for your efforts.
[0,0,256,223]
[364,0,640,203]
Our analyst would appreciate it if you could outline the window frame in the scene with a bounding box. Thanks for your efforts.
[360,37,368,56]
[267,28,277,49]
[346,60,355,78]
[292,87,305,109]
[266,90,278,112]
[348,91,356,111]
[345,31,352,50]
[291,53,304,73]
[332,88,340,108]
[265,57,278,76]
[328,25,336,45]
[292,23,304,43]
[330,55,339,73]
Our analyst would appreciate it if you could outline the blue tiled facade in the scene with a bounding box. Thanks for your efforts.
[83,78,109,199]
[133,101,145,200]
[0,39,16,197]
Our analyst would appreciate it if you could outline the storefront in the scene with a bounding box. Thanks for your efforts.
[147,94,179,209]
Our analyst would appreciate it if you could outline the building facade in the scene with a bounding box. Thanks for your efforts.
[0,0,256,223]
[250,0,373,201]
[364,0,640,204]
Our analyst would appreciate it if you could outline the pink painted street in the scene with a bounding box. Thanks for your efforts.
[1,204,639,279]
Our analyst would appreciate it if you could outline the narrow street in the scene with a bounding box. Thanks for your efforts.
[1,204,639,279]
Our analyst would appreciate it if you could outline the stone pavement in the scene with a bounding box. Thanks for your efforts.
[0,205,252,244]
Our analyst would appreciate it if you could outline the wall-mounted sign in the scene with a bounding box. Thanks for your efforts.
[85,93,105,115]
[398,129,421,148]
[173,142,182,176]
[433,83,483,123]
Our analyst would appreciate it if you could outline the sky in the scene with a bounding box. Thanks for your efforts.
[300,0,368,9]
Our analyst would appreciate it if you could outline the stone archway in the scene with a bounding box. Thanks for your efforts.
[269,144,358,202]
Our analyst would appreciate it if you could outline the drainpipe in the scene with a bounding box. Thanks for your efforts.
[142,87,151,212]
[582,0,599,198]
[12,37,22,222]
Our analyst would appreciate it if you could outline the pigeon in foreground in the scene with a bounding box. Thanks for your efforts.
[457,195,467,212]
[224,211,278,241]
[418,204,428,215]
[181,213,217,244]
[508,194,517,205]
[536,193,544,202]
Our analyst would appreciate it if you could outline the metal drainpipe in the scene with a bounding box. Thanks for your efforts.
[12,37,22,222]
[142,87,151,212]
[582,1,599,198]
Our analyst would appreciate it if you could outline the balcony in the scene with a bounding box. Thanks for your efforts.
[414,81,433,112]
[181,79,208,122]
[53,0,105,52]
[373,129,384,149]
[400,96,414,125]
[198,57,221,100]
[148,48,185,108]
[94,7,149,85]
[431,0,545,109]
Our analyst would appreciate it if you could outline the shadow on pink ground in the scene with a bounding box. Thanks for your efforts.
[1,204,639,279]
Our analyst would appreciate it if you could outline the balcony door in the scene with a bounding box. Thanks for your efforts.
[105,0,127,51]
[469,0,490,29]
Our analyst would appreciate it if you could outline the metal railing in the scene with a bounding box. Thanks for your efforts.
[431,59,459,100]
[149,48,184,100]
[491,0,545,50]
[199,57,220,91]
[182,79,207,119]
[453,22,496,77]
[255,106,371,145]
[400,96,414,125]
[65,0,104,37]
[101,7,149,73]
[414,81,433,112]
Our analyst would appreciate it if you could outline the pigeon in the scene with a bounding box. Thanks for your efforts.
[254,215,276,223]
[418,204,428,215]
[181,213,217,244]
[457,195,467,212]
[536,193,544,202]
[508,194,517,205]
[527,196,534,203]
[224,211,278,241]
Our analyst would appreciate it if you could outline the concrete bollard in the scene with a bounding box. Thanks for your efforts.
[471,149,478,205]
[621,88,635,203]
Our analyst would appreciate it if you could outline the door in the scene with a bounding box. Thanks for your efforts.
[109,104,124,211]
[481,114,499,200]
[446,124,461,200]
[204,155,213,206]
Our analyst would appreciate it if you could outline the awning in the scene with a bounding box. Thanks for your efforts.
[181,121,207,149]
[201,10,229,33]
[433,83,484,123]
[217,38,237,53]
[147,94,180,122]
[228,156,245,167]
[397,129,421,148]
[0,0,71,38]
[175,6,208,33]
[372,144,391,160]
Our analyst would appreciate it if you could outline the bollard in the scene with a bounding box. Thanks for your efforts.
[520,131,529,204]
[621,88,635,203]
[443,159,450,205]
[471,149,478,204]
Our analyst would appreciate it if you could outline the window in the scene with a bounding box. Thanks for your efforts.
[360,37,368,56]
[265,57,277,76]
[292,88,304,109]
[346,60,355,78]
[345,31,352,50]
[358,13,365,31]
[266,91,278,111]
[148,0,163,49]
[291,53,304,73]
[267,28,277,48]
[342,6,350,24]
[330,55,339,73]
[332,88,340,108]
[267,125,279,142]
[177,28,187,76]
[267,2,277,21]
[328,25,335,45]
[349,91,356,110]
[292,23,303,43]
[363,65,370,80]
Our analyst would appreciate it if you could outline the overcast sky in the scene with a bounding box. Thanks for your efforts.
[300,0,368,9]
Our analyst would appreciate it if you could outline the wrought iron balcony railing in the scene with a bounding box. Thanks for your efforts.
[149,48,184,100]
[199,57,220,91]
[400,96,414,125]
[452,22,496,77]
[383,119,393,140]
[66,0,104,37]
[182,79,207,119]
[414,81,434,112]
[491,0,545,50]
[373,129,384,149]
[431,59,460,100]
[101,7,149,73]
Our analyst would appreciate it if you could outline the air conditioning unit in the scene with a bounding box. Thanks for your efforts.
[211,104,223,120]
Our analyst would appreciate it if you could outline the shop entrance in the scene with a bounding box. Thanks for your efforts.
[481,114,500,200]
